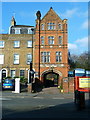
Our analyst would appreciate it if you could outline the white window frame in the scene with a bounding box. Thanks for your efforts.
[28,28,32,34]
[14,54,19,64]
[0,41,4,48]
[14,41,20,48]
[27,54,32,64]
[27,41,32,47]
[0,54,4,64]
[15,28,20,34]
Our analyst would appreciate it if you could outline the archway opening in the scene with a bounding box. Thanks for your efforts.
[43,72,59,87]
[2,69,6,80]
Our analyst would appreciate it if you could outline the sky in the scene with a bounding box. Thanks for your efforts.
[1,1,89,55]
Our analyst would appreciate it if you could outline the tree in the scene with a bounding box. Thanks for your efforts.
[68,51,90,71]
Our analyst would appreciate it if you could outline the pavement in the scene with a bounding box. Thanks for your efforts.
[0,87,74,98]
[1,87,89,100]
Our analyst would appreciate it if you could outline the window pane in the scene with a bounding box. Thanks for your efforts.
[14,41,20,47]
[27,54,32,64]
[0,41,4,48]
[41,24,44,30]
[0,54,4,64]
[20,70,25,77]
[47,52,50,55]
[47,23,56,30]
[41,52,50,63]
[15,29,20,34]
[27,41,32,47]
[11,70,15,78]
[14,54,19,64]
[56,52,59,55]
[41,36,44,44]
[48,36,54,44]
[56,52,62,62]
[28,29,32,34]
[58,24,62,29]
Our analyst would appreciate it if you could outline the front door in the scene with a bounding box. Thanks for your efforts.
[2,70,6,80]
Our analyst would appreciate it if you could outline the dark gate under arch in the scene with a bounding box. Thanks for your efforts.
[43,72,59,87]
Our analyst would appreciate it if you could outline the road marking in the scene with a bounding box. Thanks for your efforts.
[52,97,64,99]
[0,98,11,101]
[33,97,44,99]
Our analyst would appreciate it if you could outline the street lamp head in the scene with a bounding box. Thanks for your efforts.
[31,28,34,31]
[36,11,41,20]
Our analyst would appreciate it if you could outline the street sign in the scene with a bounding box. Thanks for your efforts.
[79,78,90,88]
[74,76,90,92]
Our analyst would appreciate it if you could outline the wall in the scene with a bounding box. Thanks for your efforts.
[63,77,74,93]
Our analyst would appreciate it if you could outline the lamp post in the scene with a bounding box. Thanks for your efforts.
[36,11,41,80]
[28,28,34,93]
[31,28,34,68]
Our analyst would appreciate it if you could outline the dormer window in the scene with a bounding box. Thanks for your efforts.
[28,28,32,34]
[15,28,20,34]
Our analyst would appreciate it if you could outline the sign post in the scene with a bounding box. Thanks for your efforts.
[74,77,90,110]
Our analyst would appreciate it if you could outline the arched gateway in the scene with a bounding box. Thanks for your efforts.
[41,69,62,87]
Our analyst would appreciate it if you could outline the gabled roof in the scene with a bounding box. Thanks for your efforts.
[41,7,62,21]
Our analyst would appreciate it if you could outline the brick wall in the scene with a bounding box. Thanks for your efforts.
[63,77,74,93]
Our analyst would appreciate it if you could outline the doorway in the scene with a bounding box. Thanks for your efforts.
[43,72,59,87]
[2,69,6,80]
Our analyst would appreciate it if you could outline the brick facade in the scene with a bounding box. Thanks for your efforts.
[0,7,69,88]
[34,8,68,86]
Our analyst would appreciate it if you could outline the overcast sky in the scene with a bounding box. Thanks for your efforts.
[1,1,89,55]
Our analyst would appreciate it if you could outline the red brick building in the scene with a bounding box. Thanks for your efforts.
[34,7,68,87]
[0,7,68,88]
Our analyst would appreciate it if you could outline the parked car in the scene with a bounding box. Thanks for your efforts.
[2,79,15,90]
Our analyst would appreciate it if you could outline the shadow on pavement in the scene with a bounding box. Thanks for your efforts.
[2,99,90,119]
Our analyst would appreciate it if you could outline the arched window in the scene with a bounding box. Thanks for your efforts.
[58,24,62,30]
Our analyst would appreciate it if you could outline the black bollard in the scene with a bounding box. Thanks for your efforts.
[75,91,85,110]
[79,91,85,109]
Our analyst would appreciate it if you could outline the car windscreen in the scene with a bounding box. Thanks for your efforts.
[3,79,13,84]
